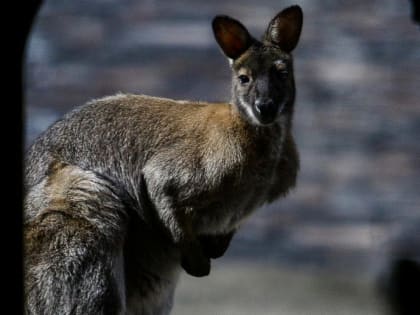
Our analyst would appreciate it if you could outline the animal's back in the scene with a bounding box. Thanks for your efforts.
[25,94,188,182]
[24,93,233,216]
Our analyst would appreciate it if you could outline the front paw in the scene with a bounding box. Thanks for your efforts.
[181,248,211,277]
[199,231,235,259]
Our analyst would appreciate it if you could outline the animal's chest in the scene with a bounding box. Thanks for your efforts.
[185,140,282,234]
[143,125,284,234]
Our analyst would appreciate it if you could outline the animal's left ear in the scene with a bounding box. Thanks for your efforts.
[263,5,303,52]
[212,15,254,59]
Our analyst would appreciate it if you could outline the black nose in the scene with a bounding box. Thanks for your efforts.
[254,99,279,124]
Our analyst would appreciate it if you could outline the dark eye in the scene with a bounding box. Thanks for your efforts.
[238,75,250,84]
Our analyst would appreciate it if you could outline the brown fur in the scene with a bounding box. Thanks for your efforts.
[24,5,303,314]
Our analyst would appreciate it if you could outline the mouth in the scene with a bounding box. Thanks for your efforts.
[253,102,284,125]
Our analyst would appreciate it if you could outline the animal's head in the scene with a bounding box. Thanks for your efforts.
[212,5,303,126]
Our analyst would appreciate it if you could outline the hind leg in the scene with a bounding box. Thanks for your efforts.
[24,163,128,315]
[24,212,125,315]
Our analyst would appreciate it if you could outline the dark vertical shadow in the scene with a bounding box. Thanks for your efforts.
[410,0,420,24]
[10,0,43,312]
[382,1,420,314]
[384,257,420,315]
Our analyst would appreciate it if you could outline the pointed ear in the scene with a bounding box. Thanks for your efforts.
[264,5,303,52]
[212,15,254,60]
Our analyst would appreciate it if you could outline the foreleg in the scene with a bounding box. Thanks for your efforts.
[140,172,210,277]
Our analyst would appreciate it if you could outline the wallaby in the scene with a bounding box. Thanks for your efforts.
[24,5,303,315]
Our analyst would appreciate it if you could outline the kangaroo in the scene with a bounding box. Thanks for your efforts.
[24,5,303,315]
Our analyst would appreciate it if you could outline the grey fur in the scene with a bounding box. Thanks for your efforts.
[24,5,303,315]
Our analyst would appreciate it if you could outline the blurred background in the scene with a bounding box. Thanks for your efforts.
[25,0,420,314]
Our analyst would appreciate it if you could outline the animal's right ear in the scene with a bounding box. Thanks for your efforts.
[263,5,303,53]
[212,15,253,60]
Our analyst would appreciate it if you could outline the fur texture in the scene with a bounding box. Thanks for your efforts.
[24,5,303,314]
